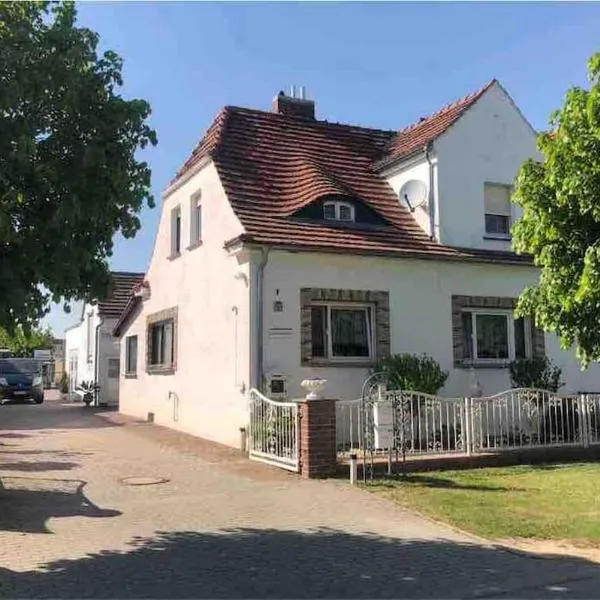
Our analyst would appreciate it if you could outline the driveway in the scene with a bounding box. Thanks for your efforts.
[1,393,600,598]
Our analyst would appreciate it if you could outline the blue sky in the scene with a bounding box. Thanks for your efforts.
[44,1,600,335]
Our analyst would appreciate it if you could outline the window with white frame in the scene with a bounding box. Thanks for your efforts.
[149,319,174,367]
[323,200,355,222]
[190,192,202,245]
[311,303,373,360]
[484,183,512,237]
[170,206,181,256]
[462,309,531,362]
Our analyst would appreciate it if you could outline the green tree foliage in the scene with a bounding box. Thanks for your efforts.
[0,325,54,357]
[0,2,157,329]
[512,53,600,367]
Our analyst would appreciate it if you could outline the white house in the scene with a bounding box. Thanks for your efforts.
[65,272,144,406]
[114,81,600,448]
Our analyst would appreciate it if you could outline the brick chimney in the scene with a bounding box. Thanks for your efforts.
[272,88,315,120]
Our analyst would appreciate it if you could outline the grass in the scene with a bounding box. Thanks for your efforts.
[369,463,600,544]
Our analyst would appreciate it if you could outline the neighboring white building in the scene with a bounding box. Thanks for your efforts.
[65,272,144,406]
[114,82,600,448]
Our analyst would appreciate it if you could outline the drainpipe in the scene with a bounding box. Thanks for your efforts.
[94,317,103,406]
[424,142,436,241]
[255,247,270,392]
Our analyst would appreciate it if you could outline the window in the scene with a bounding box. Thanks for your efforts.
[323,201,355,222]
[149,320,174,367]
[310,303,373,361]
[484,183,511,237]
[190,192,202,245]
[86,313,93,363]
[107,358,120,379]
[170,206,181,256]
[125,335,138,376]
[462,309,531,363]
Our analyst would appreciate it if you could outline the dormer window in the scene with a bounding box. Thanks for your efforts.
[323,200,355,222]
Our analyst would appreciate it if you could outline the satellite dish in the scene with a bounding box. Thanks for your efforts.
[399,179,428,212]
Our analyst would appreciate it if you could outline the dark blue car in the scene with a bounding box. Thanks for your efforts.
[0,358,44,404]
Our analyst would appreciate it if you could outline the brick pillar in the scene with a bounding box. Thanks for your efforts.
[299,398,337,479]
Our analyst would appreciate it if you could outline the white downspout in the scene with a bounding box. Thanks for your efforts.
[424,142,436,241]
[255,247,270,392]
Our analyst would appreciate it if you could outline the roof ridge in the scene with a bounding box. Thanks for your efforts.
[223,104,397,137]
[398,79,497,135]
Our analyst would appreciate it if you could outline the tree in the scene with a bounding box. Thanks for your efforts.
[0,2,156,330]
[0,325,54,357]
[512,52,600,367]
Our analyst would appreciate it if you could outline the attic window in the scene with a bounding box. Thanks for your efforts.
[323,201,354,222]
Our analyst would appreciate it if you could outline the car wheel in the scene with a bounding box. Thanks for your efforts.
[34,397,44,404]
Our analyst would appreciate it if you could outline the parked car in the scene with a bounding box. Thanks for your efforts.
[0,358,44,404]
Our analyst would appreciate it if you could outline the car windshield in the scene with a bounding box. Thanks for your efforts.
[0,359,40,374]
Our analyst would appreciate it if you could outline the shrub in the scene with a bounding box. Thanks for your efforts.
[59,371,69,394]
[373,353,448,394]
[509,355,563,392]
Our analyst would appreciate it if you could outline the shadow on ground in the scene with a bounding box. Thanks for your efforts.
[0,478,121,533]
[0,460,79,472]
[372,474,526,492]
[0,402,122,432]
[1,528,600,598]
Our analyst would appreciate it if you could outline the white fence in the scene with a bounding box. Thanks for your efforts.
[248,388,300,472]
[337,388,600,458]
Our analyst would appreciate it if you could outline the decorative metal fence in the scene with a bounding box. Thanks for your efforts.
[248,388,300,472]
[470,389,584,451]
[336,387,600,466]
[336,398,362,456]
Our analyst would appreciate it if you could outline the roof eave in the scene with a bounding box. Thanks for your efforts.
[113,296,141,338]
[222,236,532,267]
[162,155,213,201]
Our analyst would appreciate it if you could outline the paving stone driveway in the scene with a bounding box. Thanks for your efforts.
[1,394,600,598]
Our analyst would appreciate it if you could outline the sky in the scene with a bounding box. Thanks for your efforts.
[44,1,600,335]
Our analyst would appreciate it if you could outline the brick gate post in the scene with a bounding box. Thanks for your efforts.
[299,397,337,479]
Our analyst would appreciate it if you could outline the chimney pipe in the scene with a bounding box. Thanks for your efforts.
[272,88,315,120]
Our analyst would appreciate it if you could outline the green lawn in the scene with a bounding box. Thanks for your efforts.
[370,463,600,544]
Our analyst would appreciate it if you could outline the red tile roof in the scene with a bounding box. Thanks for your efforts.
[380,80,497,168]
[98,272,145,319]
[171,81,528,264]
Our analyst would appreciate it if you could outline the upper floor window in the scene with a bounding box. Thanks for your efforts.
[484,183,511,238]
[190,192,202,246]
[323,200,355,222]
[170,206,181,257]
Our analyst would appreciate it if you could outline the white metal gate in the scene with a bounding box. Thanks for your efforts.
[248,388,300,472]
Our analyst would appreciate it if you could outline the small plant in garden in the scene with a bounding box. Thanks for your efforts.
[373,353,448,394]
[509,355,564,392]
[59,371,69,394]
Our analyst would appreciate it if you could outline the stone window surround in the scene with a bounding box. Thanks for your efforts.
[452,295,545,369]
[146,306,178,375]
[300,288,390,367]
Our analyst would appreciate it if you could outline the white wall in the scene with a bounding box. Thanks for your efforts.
[433,82,540,251]
[118,161,251,447]
[261,250,600,401]
[64,307,121,405]
[386,157,437,238]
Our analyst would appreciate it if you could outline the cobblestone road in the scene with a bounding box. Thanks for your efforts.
[1,394,600,598]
